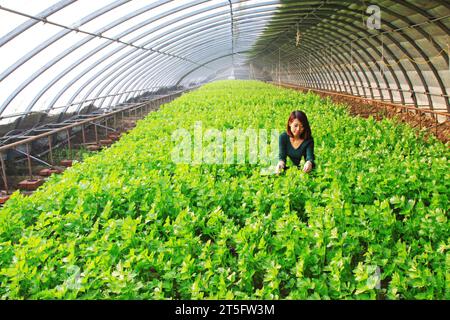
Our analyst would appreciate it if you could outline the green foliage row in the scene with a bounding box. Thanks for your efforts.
[0,80,448,299]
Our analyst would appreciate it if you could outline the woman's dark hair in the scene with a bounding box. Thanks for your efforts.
[286,110,312,140]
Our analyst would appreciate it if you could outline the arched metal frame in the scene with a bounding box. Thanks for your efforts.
[250,1,449,111]
[63,2,280,116]
[0,0,448,132]
[92,23,268,104]
[110,5,366,107]
[68,3,282,112]
[50,1,280,119]
[4,0,218,123]
[262,10,411,103]
[261,5,444,106]
[100,29,269,108]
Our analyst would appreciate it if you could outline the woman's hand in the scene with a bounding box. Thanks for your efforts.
[276,161,285,174]
[303,161,313,173]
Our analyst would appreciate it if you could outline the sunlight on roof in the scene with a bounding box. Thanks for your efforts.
[0,0,278,123]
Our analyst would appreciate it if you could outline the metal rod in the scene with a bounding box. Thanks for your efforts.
[435,115,438,136]
[26,144,33,180]
[81,124,86,145]
[94,122,98,144]
[15,149,52,167]
[0,153,9,193]
[66,129,72,159]
[48,135,53,166]
[419,110,422,129]
[92,122,115,132]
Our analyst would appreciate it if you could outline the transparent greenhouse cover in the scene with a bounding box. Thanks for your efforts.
[0,0,279,124]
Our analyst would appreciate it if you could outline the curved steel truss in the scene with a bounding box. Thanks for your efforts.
[0,0,448,131]
[249,0,450,112]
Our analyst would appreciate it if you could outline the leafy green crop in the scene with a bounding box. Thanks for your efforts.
[0,81,448,300]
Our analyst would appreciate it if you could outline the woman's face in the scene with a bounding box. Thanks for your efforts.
[290,118,304,137]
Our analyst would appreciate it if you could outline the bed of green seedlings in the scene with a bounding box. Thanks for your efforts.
[0,81,448,299]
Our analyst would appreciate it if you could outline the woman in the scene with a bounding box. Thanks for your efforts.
[276,110,315,174]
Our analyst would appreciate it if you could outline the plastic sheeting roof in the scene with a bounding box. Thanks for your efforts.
[249,0,449,113]
[0,0,449,129]
[0,0,278,126]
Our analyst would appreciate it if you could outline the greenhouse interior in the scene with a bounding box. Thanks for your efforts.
[0,0,448,302]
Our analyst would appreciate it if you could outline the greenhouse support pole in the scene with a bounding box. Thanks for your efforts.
[0,153,9,193]
[435,115,438,136]
[48,135,54,166]
[419,110,422,129]
[66,129,72,160]
[26,144,33,181]
[81,124,86,145]
[94,123,99,144]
